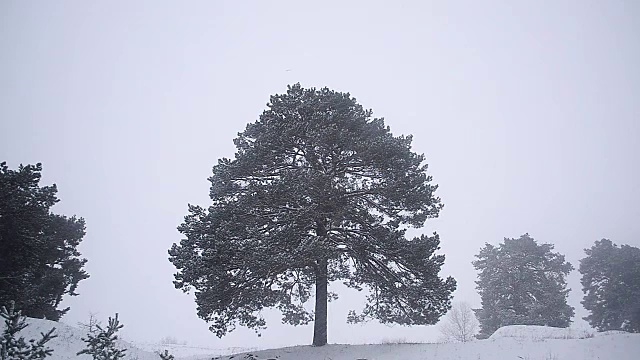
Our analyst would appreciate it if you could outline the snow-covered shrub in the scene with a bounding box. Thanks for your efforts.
[158,350,173,360]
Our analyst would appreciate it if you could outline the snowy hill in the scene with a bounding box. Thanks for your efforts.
[3,318,639,360]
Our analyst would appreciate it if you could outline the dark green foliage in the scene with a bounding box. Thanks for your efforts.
[0,162,89,320]
[0,301,57,360]
[169,84,456,345]
[473,234,574,338]
[579,239,640,332]
[77,314,126,360]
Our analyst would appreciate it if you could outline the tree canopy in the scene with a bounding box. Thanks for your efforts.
[169,84,456,345]
[0,162,89,320]
[473,234,574,338]
[579,239,640,333]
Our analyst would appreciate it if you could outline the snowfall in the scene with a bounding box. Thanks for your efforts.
[4,317,639,360]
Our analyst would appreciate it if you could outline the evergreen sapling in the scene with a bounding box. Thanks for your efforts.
[77,314,126,360]
[0,301,57,360]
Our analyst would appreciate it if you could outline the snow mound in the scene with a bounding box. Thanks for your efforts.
[489,325,594,340]
[0,317,159,360]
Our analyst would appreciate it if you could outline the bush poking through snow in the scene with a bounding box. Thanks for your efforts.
[0,301,57,360]
[77,314,126,360]
[158,350,173,360]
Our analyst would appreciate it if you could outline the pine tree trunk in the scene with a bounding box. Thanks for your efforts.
[312,258,328,346]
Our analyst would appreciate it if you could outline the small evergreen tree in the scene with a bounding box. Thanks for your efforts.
[580,239,640,332]
[0,301,57,360]
[473,234,574,338]
[77,314,126,360]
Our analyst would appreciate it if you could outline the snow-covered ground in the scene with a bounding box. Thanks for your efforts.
[200,333,639,360]
[3,317,638,360]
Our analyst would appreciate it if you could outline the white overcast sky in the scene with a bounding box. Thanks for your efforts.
[1,0,639,349]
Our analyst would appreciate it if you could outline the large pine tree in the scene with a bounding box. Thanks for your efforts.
[473,234,574,338]
[0,162,89,320]
[169,84,456,346]
[580,239,640,332]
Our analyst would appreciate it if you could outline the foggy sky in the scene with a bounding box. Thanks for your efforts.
[1,0,639,349]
